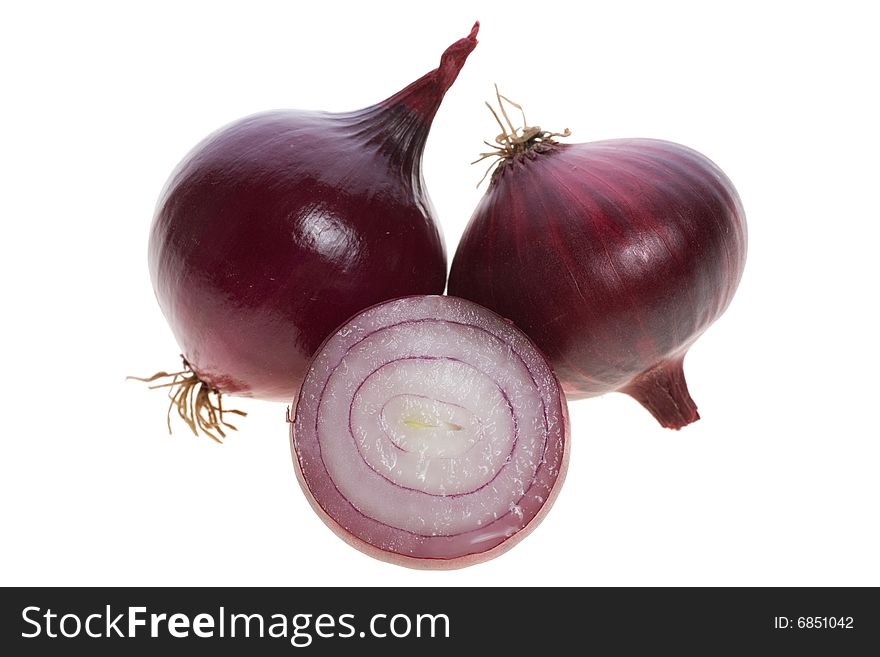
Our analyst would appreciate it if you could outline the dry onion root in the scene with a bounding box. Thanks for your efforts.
[127,358,246,443]
[291,296,569,569]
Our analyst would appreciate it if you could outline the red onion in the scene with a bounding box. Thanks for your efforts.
[448,97,747,429]
[144,24,479,437]
[291,295,569,568]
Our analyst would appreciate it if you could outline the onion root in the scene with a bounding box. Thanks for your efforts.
[471,85,570,186]
[127,357,246,443]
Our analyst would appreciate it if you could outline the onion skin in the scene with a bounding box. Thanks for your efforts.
[448,138,747,429]
[290,296,569,569]
[148,24,478,402]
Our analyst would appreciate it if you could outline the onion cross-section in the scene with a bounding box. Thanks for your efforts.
[291,296,569,568]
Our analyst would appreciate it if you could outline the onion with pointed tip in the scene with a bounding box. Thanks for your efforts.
[144,24,479,437]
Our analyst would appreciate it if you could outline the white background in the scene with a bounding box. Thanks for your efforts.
[2,0,878,586]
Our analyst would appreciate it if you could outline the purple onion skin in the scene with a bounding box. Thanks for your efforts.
[148,24,478,401]
[448,138,747,429]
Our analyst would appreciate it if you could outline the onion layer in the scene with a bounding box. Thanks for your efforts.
[449,122,747,429]
[291,296,569,568]
[147,24,479,422]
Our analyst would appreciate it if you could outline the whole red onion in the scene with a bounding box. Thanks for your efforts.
[291,295,568,568]
[449,107,747,429]
[146,24,479,433]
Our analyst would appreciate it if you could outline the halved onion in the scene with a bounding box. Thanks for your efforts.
[290,296,569,568]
